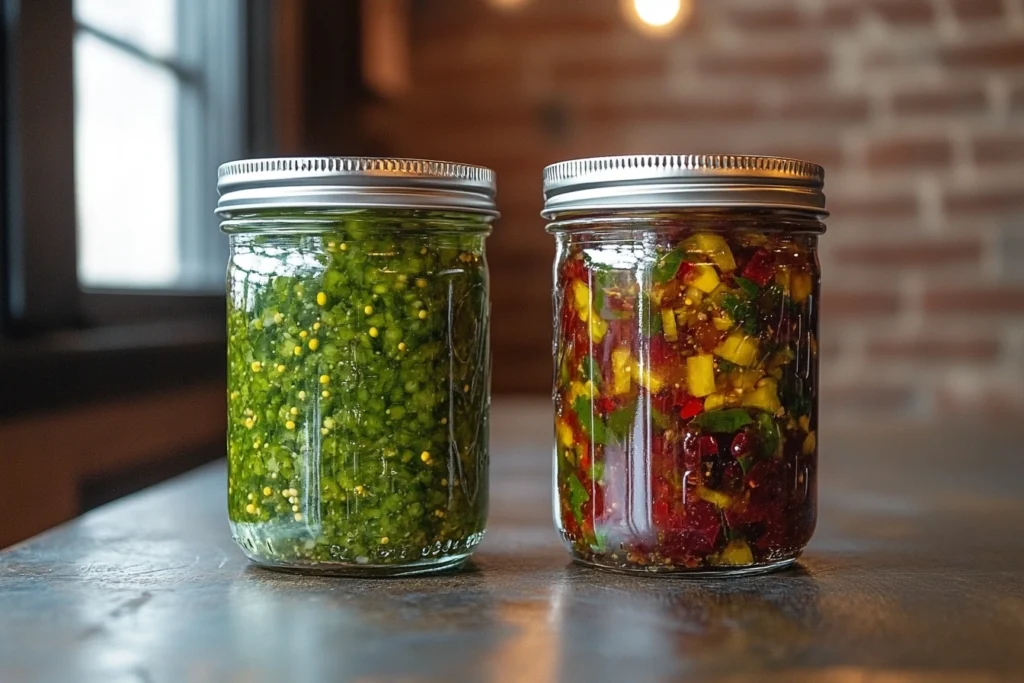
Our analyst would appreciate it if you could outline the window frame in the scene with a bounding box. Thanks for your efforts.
[2,0,249,332]
[2,0,80,331]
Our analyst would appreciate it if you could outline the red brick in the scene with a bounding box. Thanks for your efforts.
[418,8,619,42]
[727,5,805,31]
[923,287,1024,314]
[864,137,952,169]
[821,290,902,318]
[891,84,989,117]
[1012,84,1024,115]
[698,47,830,80]
[552,55,665,83]
[828,194,919,222]
[776,94,870,123]
[945,188,1024,216]
[973,132,1024,164]
[936,388,1024,417]
[866,0,936,25]
[865,337,1001,361]
[949,0,1005,21]
[942,40,1024,70]
[584,98,760,125]
[821,383,919,414]
[833,238,982,267]
[415,52,522,83]
[821,3,861,28]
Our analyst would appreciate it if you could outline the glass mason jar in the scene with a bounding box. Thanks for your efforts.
[216,157,497,576]
[544,155,827,576]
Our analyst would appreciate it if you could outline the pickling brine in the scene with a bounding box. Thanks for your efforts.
[545,155,827,575]
[218,158,497,576]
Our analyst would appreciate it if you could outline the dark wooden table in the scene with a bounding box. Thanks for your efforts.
[2,401,1023,683]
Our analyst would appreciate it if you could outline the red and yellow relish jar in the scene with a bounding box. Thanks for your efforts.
[544,155,827,576]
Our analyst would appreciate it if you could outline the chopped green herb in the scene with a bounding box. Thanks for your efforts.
[719,292,758,336]
[567,473,590,526]
[734,276,760,299]
[653,249,685,284]
[690,408,754,433]
[650,406,674,430]
[580,354,601,387]
[573,396,609,445]
[755,412,781,459]
[606,401,636,442]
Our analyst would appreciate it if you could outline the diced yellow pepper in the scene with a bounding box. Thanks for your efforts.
[661,308,678,341]
[742,378,781,413]
[717,540,754,566]
[704,393,728,411]
[712,313,734,331]
[687,233,737,271]
[729,369,763,390]
[568,380,597,405]
[612,348,632,395]
[775,268,790,292]
[635,364,665,393]
[557,419,574,448]
[791,271,813,304]
[588,315,608,343]
[572,281,591,321]
[697,486,733,509]
[649,284,667,307]
[715,333,759,367]
[571,281,607,342]
[686,354,717,397]
[798,415,810,432]
[690,264,721,294]
[803,431,817,455]
[684,286,704,304]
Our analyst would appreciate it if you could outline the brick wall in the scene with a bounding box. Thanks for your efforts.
[364,0,1024,419]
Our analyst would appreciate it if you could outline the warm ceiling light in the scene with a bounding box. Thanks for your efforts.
[489,0,531,10]
[623,0,693,35]
[635,0,681,26]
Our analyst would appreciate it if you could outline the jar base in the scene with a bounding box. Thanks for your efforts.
[244,552,472,577]
[570,554,800,578]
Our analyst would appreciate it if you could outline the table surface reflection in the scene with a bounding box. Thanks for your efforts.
[2,400,1023,683]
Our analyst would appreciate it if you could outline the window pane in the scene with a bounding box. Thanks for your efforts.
[73,31,180,288]
[74,0,176,59]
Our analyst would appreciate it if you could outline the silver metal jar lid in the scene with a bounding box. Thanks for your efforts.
[216,157,499,217]
[541,154,827,218]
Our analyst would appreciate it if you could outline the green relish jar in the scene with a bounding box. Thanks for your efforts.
[216,157,497,576]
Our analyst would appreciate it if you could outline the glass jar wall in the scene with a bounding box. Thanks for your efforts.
[544,156,827,576]
[217,158,497,575]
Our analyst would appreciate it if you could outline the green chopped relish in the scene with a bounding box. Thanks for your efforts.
[226,211,490,574]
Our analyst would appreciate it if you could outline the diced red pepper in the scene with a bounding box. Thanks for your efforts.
[741,249,774,286]
[579,450,592,471]
[679,396,704,420]
[563,258,588,283]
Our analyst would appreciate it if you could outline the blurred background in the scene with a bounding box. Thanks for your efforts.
[2,0,1022,548]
